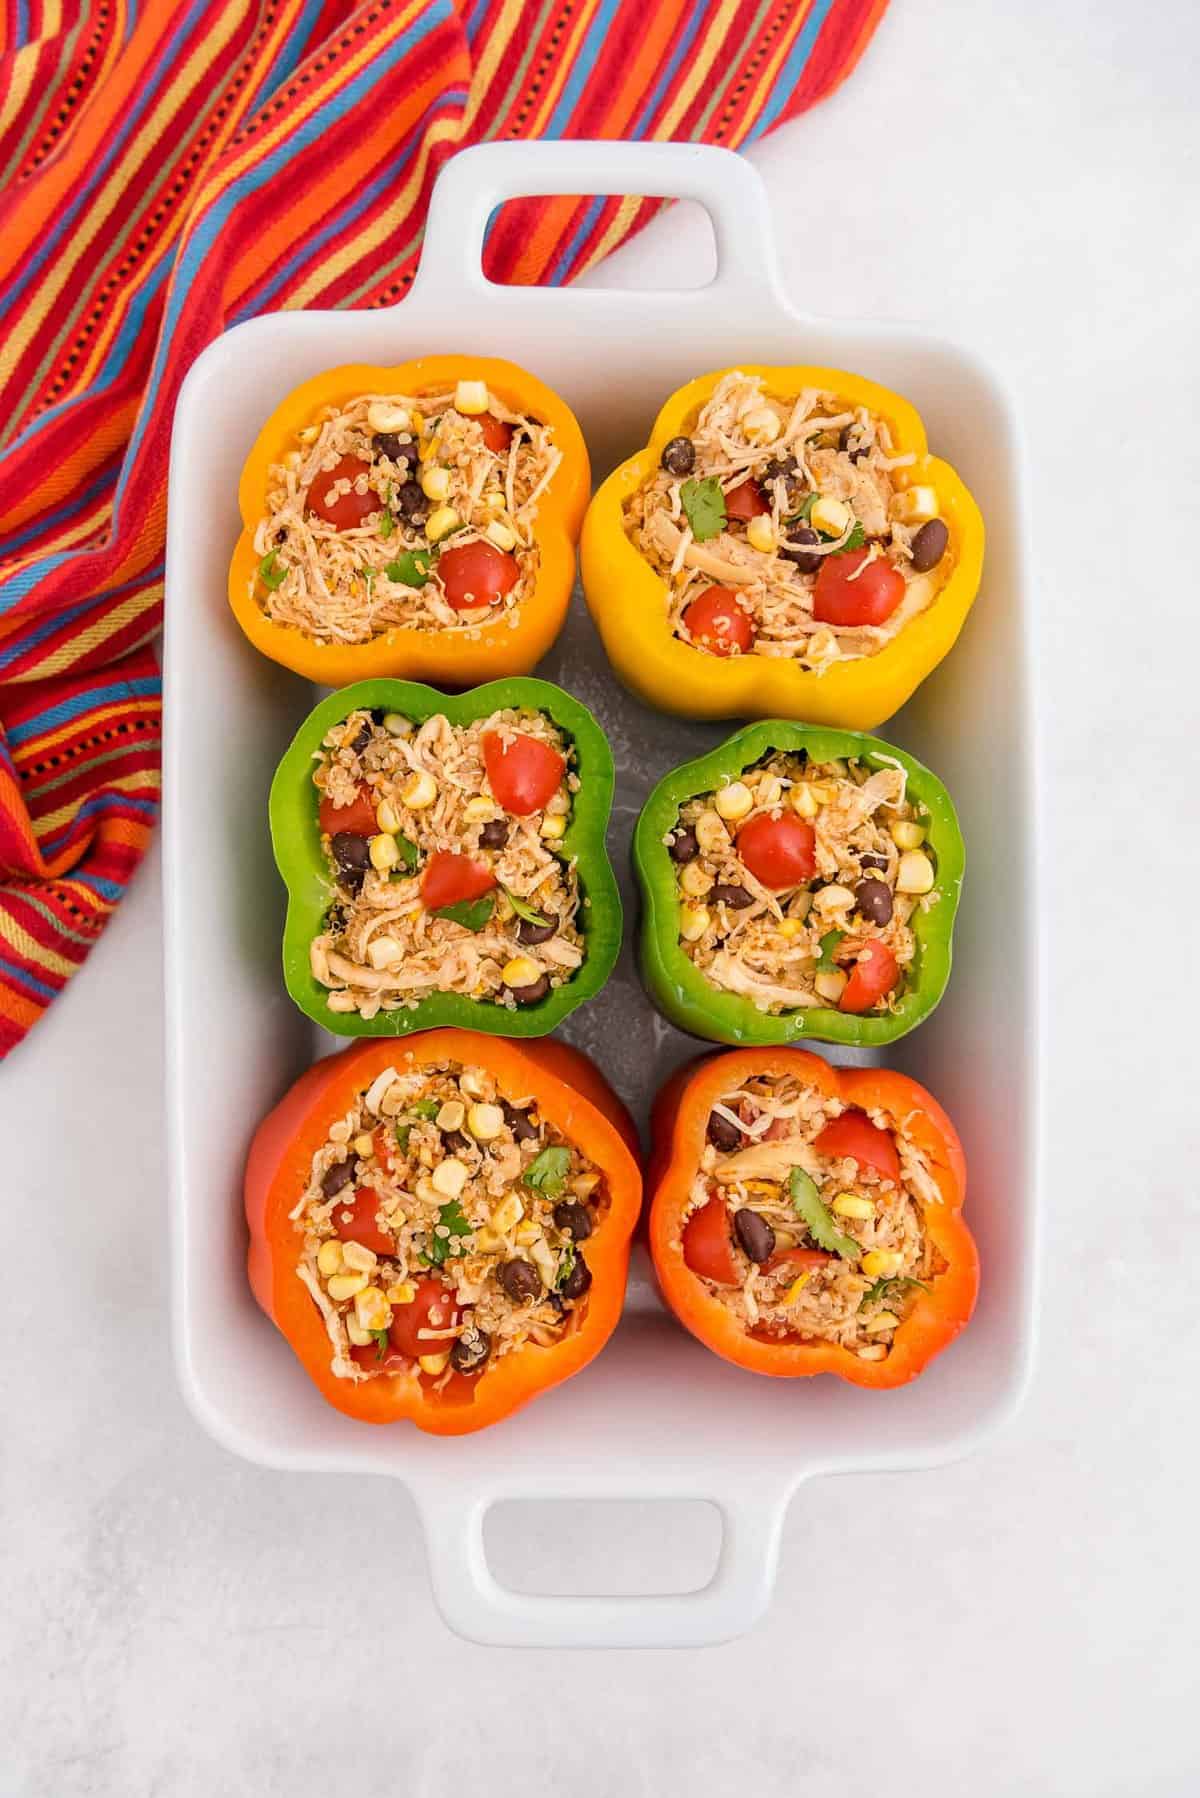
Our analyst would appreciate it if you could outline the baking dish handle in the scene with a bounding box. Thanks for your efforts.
[411,139,782,307]
[414,1478,794,1649]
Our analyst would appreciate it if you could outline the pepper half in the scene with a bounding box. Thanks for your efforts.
[580,364,984,729]
[648,1047,977,1389]
[633,720,964,1048]
[229,354,589,686]
[271,676,622,1038]
[246,1032,643,1435]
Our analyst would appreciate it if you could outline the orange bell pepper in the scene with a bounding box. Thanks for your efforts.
[228,354,589,687]
[647,1047,977,1389]
[245,1030,641,1435]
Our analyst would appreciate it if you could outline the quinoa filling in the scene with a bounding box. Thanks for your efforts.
[668,751,937,1016]
[682,1072,947,1359]
[625,370,952,670]
[253,379,560,644]
[311,706,583,1021]
[295,1059,604,1386]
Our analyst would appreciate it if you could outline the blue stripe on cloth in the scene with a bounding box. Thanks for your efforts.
[4,678,161,748]
[632,0,708,133]
[0,953,59,1001]
[743,0,833,140]
[546,194,606,286]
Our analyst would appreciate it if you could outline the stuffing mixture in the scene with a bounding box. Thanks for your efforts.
[667,750,937,1016]
[311,706,583,1021]
[295,1059,603,1385]
[626,370,953,670]
[682,1071,947,1359]
[253,378,560,643]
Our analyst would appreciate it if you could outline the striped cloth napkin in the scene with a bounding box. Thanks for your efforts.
[0,0,886,1057]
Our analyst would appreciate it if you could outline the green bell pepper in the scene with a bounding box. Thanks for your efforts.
[633,720,964,1048]
[270,676,622,1039]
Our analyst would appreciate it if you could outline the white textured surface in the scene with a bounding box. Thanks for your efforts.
[2,0,1196,1788]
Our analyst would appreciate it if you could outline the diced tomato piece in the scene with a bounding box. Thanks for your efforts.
[812,550,905,627]
[482,730,565,816]
[763,1246,834,1277]
[479,413,513,453]
[682,586,754,657]
[814,1108,900,1185]
[838,939,900,1015]
[350,1340,411,1373]
[724,479,769,521]
[736,812,816,890]
[318,783,377,838]
[389,1278,460,1359]
[306,455,380,529]
[420,849,496,910]
[437,541,519,611]
[682,1195,740,1285]
[331,1185,396,1258]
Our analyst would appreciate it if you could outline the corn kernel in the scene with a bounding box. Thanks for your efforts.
[387,1280,416,1306]
[746,514,777,554]
[454,379,489,415]
[481,487,506,514]
[812,883,855,917]
[297,424,320,445]
[367,935,403,970]
[530,1237,558,1286]
[679,904,711,943]
[545,790,570,816]
[896,850,936,895]
[777,918,804,940]
[436,1099,465,1132]
[501,955,539,989]
[485,519,517,552]
[714,781,753,821]
[791,783,819,819]
[353,1133,374,1159]
[890,818,926,849]
[490,1193,524,1235]
[342,1241,378,1274]
[400,769,437,810]
[420,465,451,502]
[571,1170,600,1198]
[354,1285,392,1332]
[814,969,847,1003]
[811,495,852,538]
[866,1309,900,1333]
[366,401,409,434]
[892,485,939,525]
[418,1351,451,1375]
[741,406,781,443]
[317,1239,344,1278]
[345,1318,372,1346]
[382,712,411,736]
[459,1068,488,1099]
[475,1227,504,1253]
[861,1248,904,1279]
[425,505,460,543]
[832,1193,874,1220]
[694,809,729,855]
[782,1272,812,1306]
[539,812,567,842]
[327,1270,369,1301]
[857,1344,887,1361]
[369,833,399,873]
[680,862,713,898]
[467,1102,504,1142]
[515,1220,540,1245]
[375,798,400,835]
[431,1157,467,1199]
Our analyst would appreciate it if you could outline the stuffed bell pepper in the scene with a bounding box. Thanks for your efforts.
[648,1048,977,1388]
[229,355,589,686]
[582,365,984,728]
[271,677,622,1037]
[246,1032,642,1434]
[634,721,963,1048]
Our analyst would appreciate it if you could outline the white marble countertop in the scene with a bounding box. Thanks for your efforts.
[3,0,1195,1791]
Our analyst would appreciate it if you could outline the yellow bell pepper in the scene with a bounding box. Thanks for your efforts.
[580,365,984,729]
[228,354,589,688]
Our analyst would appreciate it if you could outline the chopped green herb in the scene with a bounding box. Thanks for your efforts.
[370,1327,390,1360]
[680,476,727,542]
[391,833,419,872]
[831,520,866,552]
[859,1275,929,1310]
[360,566,376,593]
[816,929,845,975]
[410,1099,439,1121]
[789,1167,861,1260]
[501,885,549,927]
[393,1123,412,1153]
[789,492,819,524]
[433,894,494,932]
[384,549,432,588]
[378,508,395,541]
[258,552,287,591]
[524,1145,571,1196]
[420,1199,473,1267]
[556,1243,577,1290]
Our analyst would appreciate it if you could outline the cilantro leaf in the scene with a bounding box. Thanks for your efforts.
[789,1167,860,1260]
[524,1145,571,1196]
[370,1327,390,1360]
[360,565,376,594]
[555,1242,577,1290]
[433,895,494,931]
[816,929,845,975]
[410,1098,440,1120]
[680,476,727,542]
[258,552,287,591]
[420,1199,473,1268]
[378,508,395,541]
[836,521,867,552]
[789,492,818,524]
[393,1123,412,1153]
[384,549,432,588]
[859,1275,929,1310]
[501,885,549,928]
[391,833,419,872]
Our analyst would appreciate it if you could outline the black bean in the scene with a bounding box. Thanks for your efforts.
[553,1201,592,1242]
[371,432,410,471]
[910,518,949,573]
[450,1325,491,1375]
[858,851,889,872]
[508,973,550,1005]
[331,832,370,878]
[669,827,698,864]
[706,1111,742,1153]
[660,436,695,476]
[855,878,893,926]
[321,1159,354,1200]
[710,883,754,910]
[348,720,372,754]
[839,424,868,463]
[395,479,428,522]
[517,917,556,946]
[499,1259,542,1303]
[559,1253,592,1301]
[780,525,822,575]
[502,1101,539,1142]
[441,1131,468,1155]
[478,818,509,850]
[733,1208,776,1263]
[762,455,798,484]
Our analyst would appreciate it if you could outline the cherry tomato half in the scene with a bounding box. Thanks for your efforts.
[682,1195,740,1285]
[389,1278,461,1359]
[437,541,519,612]
[682,587,754,658]
[763,1246,834,1277]
[838,939,900,1016]
[736,812,816,890]
[318,783,377,838]
[814,1107,900,1184]
[479,413,513,454]
[482,730,565,817]
[812,549,905,627]
[724,479,769,522]
[421,849,496,910]
[306,455,380,530]
[331,1185,396,1258]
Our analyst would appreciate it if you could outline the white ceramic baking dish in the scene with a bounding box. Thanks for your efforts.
[163,141,1039,1649]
